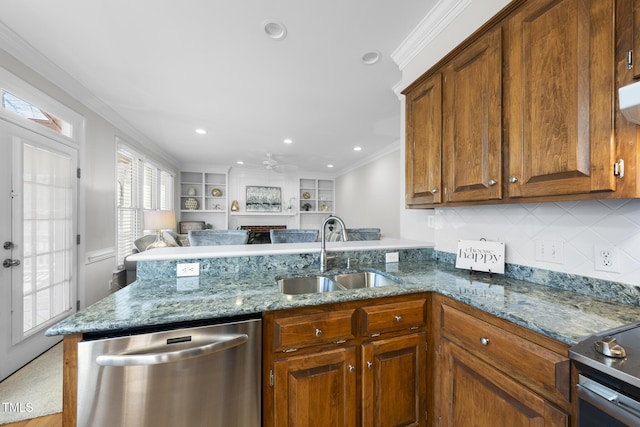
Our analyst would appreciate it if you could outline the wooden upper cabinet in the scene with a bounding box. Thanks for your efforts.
[443,27,502,202]
[405,73,442,206]
[634,0,640,80]
[506,0,616,198]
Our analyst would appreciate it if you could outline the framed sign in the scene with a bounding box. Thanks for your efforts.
[455,240,505,274]
[179,221,205,234]
[246,186,281,212]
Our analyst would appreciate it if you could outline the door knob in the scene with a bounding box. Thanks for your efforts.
[509,176,518,183]
[488,179,497,186]
[3,241,14,250]
[3,259,20,268]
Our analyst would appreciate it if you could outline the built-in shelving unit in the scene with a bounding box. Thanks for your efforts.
[299,178,334,214]
[179,169,228,230]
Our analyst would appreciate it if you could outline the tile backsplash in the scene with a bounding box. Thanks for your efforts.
[435,199,640,287]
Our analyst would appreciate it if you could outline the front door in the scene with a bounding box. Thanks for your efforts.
[0,119,77,380]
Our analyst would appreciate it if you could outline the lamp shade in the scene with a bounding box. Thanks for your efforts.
[143,210,176,231]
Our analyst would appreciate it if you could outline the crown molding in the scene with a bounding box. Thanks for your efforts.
[336,141,401,178]
[0,21,177,168]
[391,0,472,71]
[392,80,406,100]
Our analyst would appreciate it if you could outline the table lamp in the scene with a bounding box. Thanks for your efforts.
[143,210,176,249]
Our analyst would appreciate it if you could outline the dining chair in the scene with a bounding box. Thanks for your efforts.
[188,229,249,246]
[270,229,319,243]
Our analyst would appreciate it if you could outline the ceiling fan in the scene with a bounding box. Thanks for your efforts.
[262,153,281,172]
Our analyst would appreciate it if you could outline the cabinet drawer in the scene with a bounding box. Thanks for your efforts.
[273,309,356,352]
[361,299,426,336]
[440,303,569,404]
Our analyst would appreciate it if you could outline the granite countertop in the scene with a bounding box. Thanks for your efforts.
[48,257,640,346]
[126,238,431,262]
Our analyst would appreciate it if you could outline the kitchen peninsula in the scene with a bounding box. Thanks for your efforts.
[49,240,640,426]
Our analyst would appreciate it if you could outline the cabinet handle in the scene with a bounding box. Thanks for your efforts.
[315,328,323,337]
[367,361,374,369]
[431,188,438,194]
[394,315,403,323]
[480,337,490,346]
[488,179,497,186]
[348,365,356,373]
[509,176,518,184]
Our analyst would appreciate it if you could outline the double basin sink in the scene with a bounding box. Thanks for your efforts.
[277,271,400,295]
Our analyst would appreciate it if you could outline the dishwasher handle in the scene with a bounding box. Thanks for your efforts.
[96,333,248,367]
[577,376,640,426]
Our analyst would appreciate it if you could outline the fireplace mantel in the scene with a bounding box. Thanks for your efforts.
[230,212,297,216]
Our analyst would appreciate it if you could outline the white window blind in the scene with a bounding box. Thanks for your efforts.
[116,143,174,269]
[160,171,174,210]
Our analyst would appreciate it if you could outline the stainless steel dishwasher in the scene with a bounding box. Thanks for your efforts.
[76,317,261,427]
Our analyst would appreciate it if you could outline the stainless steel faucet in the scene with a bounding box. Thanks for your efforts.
[320,215,348,272]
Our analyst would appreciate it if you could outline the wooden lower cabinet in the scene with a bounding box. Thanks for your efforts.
[264,295,428,427]
[440,339,568,426]
[362,333,426,427]
[273,346,358,427]
[431,294,572,427]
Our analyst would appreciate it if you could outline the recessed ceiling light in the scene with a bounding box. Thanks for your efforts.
[327,164,334,168]
[236,161,244,165]
[264,21,287,41]
[354,146,362,151]
[361,51,381,65]
[195,128,207,135]
[284,138,293,144]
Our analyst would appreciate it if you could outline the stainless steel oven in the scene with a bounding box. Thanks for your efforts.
[77,316,261,427]
[570,323,640,427]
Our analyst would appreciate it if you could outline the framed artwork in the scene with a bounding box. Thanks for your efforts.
[179,221,205,234]
[246,186,281,212]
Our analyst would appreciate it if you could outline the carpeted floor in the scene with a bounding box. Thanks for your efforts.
[0,343,63,425]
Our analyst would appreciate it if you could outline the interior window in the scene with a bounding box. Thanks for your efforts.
[2,90,73,137]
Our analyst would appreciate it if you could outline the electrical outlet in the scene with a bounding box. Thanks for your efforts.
[385,252,399,263]
[535,239,564,264]
[427,215,435,228]
[594,246,621,273]
[177,262,200,277]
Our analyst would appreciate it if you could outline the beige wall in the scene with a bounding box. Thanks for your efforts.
[335,149,401,238]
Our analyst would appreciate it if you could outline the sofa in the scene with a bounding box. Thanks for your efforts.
[123,231,187,285]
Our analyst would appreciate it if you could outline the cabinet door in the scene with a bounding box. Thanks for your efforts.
[634,0,640,80]
[443,27,502,202]
[440,340,568,427]
[506,0,616,198]
[273,346,357,427]
[361,333,427,427]
[405,73,442,206]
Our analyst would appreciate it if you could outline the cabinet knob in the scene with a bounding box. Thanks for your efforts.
[488,179,497,186]
[394,315,403,323]
[431,188,438,194]
[367,361,374,369]
[315,328,323,337]
[480,337,490,346]
[348,365,356,373]
[509,176,518,184]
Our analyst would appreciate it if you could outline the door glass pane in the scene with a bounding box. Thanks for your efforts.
[21,143,73,335]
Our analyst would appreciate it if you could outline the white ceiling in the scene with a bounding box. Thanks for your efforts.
[0,1,437,174]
